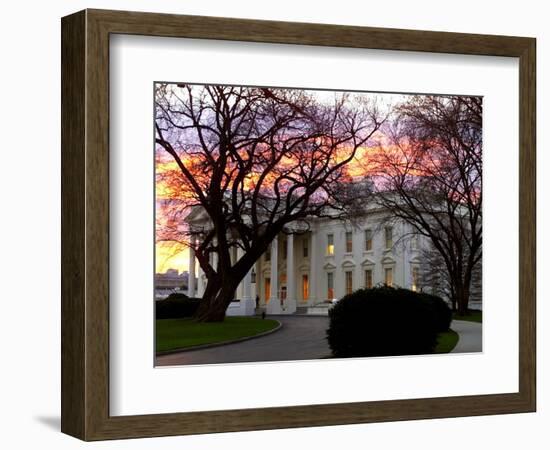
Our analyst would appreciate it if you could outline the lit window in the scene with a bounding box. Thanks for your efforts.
[303,239,309,258]
[345,271,353,295]
[264,277,271,302]
[302,274,309,300]
[327,272,334,299]
[364,269,373,289]
[327,234,334,255]
[365,229,373,251]
[345,231,353,253]
[385,226,393,249]
[412,267,420,292]
[385,267,393,287]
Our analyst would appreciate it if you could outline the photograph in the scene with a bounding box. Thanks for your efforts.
[153,83,483,366]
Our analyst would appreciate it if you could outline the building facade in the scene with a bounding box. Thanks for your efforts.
[187,209,430,316]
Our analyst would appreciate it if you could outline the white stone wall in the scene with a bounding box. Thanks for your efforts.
[191,211,433,314]
[251,213,428,309]
[309,215,423,304]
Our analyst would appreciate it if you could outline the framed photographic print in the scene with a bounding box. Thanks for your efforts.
[61,9,536,441]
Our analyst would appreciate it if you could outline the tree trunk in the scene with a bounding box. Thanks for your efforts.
[456,284,470,316]
[192,243,270,322]
[450,297,457,312]
[193,278,220,321]
[193,279,240,322]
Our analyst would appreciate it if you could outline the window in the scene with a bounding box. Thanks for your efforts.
[251,268,256,284]
[364,269,373,289]
[327,234,334,255]
[345,231,353,253]
[364,229,373,251]
[265,247,271,262]
[282,240,287,260]
[411,267,420,292]
[384,267,393,287]
[345,271,353,295]
[327,272,334,299]
[264,277,271,302]
[303,238,309,257]
[302,274,309,301]
[385,226,393,249]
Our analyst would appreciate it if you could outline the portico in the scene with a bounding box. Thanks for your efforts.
[186,209,436,316]
[188,228,317,315]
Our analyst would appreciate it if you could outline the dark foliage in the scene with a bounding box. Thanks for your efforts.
[418,292,452,332]
[327,286,440,357]
[156,293,201,319]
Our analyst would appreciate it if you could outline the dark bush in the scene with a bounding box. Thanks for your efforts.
[417,292,452,332]
[327,286,439,357]
[155,293,201,319]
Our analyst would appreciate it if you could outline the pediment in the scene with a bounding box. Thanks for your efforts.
[341,259,356,268]
[381,255,396,265]
[360,257,376,267]
[409,255,422,264]
[185,206,210,225]
[323,262,337,270]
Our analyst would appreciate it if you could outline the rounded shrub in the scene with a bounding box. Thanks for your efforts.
[155,293,201,319]
[327,286,439,357]
[417,292,452,332]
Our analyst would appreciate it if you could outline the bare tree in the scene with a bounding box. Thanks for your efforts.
[372,95,482,315]
[155,84,383,321]
[417,244,481,308]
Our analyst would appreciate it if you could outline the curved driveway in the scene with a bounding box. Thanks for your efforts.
[155,316,482,367]
[451,320,483,353]
[156,315,331,367]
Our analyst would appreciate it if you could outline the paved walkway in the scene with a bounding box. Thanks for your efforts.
[155,316,482,367]
[156,315,331,367]
[451,320,482,353]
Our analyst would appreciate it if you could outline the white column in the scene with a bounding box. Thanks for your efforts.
[309,229,317,305]
[285,234,297,313]
[197,266,205,298]
[266,236,282,314]
[212,242,218,272]
[243,270,252,302]
[233,248,242,299]
[238,247,255,315]
[187,235,196,297]
[254,261,260,307]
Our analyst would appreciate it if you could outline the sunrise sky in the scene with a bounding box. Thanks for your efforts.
[155,87,409,274]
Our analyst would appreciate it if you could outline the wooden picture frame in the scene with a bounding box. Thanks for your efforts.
[61,8,536,441]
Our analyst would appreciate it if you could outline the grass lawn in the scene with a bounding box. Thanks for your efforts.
[453,309,482,323]
[156,316,280,353]
[434,329,459,353]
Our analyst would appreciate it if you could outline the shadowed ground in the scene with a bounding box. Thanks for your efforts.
[155,315,482,367]
[155,315,330,366]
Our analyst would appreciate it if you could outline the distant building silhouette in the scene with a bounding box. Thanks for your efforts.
[154,269,188,299]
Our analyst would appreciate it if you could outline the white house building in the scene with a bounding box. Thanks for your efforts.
[186,206,432,316]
